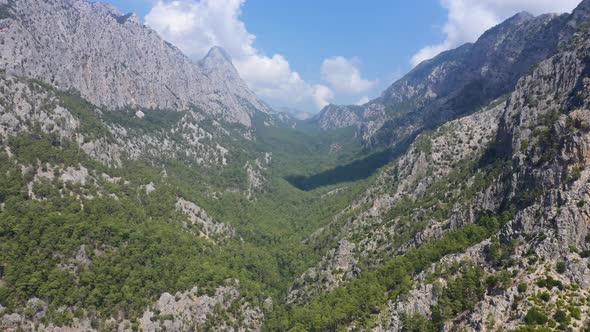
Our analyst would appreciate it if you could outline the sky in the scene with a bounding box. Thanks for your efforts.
[102,0,581,113]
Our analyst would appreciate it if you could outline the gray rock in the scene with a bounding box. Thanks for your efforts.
[0,0,270,127]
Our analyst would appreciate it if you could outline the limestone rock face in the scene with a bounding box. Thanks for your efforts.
[1,282,264,332]
[0,73,123,166]
[341,3,590,330]
[176,197,237,241]
[313,4,587,148]
[139,281,264,332]
[287,239,360,305]
[0,0,269,127]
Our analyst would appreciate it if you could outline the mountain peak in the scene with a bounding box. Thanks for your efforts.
[477,10,534,41]
[507,11,534,23]
[199,46,240,77]
[203,46,233,65]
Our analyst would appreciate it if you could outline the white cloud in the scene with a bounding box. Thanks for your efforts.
[411,0,580,66]
[145,0,326,110]
[312,85,334,110]
[355,96,370,106]
[321,56,377,94]
[145,0,255,59]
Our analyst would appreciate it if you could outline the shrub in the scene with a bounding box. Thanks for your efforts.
[517,283,528,293]
[553,310,569,324]
[524,307,548,325]
[485,275,498,288]
[539,292,551,302]
[536,276,563,290]
[569,306,581,320]
[556,261,567,274]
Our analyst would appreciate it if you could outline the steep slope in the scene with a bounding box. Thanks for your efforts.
[314,4,590,149]
[266,4,590,330]
[5,0,590,331]
[0,0,269,127]
[377,22,590,331]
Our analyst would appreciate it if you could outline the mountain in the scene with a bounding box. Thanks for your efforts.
[0,0,269,127]
[313,7,586,148]
[3,0,590,331]
[265,1,590,330]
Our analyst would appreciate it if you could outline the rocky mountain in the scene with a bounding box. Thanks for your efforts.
[0,0,269,127]
[264,1,590,330]
[3,0,590,331]
[314,3,590,149]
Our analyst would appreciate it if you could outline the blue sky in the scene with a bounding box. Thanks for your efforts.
[101,0,580,112]
[239,1,445,88]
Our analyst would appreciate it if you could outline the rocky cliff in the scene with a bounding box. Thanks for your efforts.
[5,0,590,331]
[314,3,590,149]
[276,2,590,330]
[0,0,269,127]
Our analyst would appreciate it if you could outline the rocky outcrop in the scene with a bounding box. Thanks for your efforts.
[139,280,263,332]
[1,282,263,332]
[288,103,504,304]
[176,197,237,241]
[244,153,271,199]
[0,72,256,169]
[353,8,590,330]
[0,73,123,165]
[287,239,360,304]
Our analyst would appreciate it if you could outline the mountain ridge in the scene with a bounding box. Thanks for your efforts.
[3,0,590,331]
[312,5,586,149]
[0,0,269,127]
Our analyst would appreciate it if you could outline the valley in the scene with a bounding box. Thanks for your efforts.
[3,0,590,331]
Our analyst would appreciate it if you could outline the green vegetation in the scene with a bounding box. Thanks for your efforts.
[265,211,513,331]
[430,262,485,330]
[102,109,187,132]
[0,78,552,331]
[400,312,431,332]
[556,261,567,274]
[536,276,564,291]
[59,93,112,140]
[0,117,374,326]
[251,112,394,190]
[524,307,549,325]
[539,292,551,302]
[0,137,252,322]
[530,111,561,165]
[553,310,569,324]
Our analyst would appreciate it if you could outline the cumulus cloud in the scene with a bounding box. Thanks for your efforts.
[321,57,377,94]
[355,96,370,106]
[312,85,334,110]
[145,0,326,110]
[411,0,580,66]
[146,0,254,59]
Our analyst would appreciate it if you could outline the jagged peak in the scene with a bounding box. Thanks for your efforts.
[199,46,241,78]
[203,46,234,65]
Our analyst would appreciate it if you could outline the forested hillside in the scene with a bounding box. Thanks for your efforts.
[3,0,590,331]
